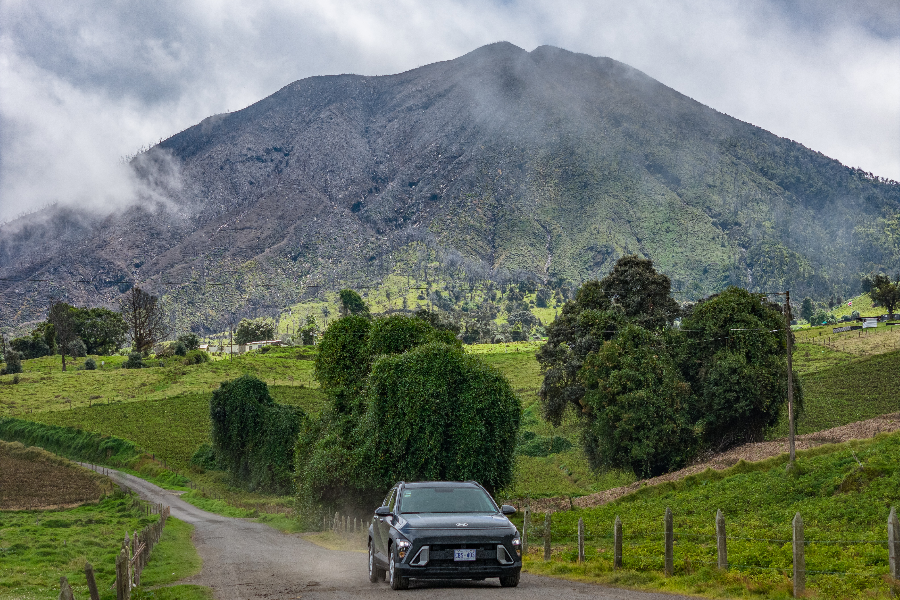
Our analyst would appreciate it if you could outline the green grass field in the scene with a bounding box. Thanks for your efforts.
[2,330,899,504]
[0,490,207,600]
[518,432,900,599]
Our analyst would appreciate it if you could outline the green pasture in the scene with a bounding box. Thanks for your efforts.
[0,347,321,417]
[519,432,900,599]
[0,491,207,600]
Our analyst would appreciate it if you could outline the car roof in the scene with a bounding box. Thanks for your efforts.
[399,481,481,489]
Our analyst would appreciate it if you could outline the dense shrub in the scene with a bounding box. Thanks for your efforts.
[10,335,51,360]
[190,443,221,471]
[1,351,23,375]
[183,350,210,365]
[579,325,697,476]
[210,375,306,493]
[67,338,87,358]
[173,340,187,356]
[0,418,138,466]
[124,352,145,369]
[84,357,97,370]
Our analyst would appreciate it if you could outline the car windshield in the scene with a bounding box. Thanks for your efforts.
[398,486,497,514]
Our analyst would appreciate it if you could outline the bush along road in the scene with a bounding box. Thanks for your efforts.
[84,465,694,600]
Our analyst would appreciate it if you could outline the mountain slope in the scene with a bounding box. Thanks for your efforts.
[1,42,898,333]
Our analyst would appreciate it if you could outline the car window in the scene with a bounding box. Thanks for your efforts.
[398,487,498,514]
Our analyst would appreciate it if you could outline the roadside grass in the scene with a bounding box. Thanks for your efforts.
[515,432,900,599]
[134,517,203,586]
[0,492,159,600]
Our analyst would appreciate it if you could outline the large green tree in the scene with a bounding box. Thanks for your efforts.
[72,307,128,355]
[870,273,900,316]
[579,325,697,476]
[537,254,676,425]
[677,287,802,449]
[234,317,276,345]
[120,287,167,354]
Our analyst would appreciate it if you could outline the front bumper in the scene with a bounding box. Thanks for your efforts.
[395,541,521,580]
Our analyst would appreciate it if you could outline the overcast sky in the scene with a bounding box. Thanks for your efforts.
[1,0,898,222]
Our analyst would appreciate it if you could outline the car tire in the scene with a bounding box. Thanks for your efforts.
[499,571,520,587]
[368,540,385,583]
[388,546,409,590]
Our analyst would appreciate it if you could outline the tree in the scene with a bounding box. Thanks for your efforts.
[1,350,22,375]
[177,333,201,351]
[579,325,696,476]
[800,297,814,322]
[677,287,802,449]
[234,317,275,345]
[338,289,369,316]
[537,253,678,426]
[72,307,128,355]
[48,301,77,371]
[870,274,900,316]
[363,343,520,493]
[120,287,167,354]
[210,375,306,492]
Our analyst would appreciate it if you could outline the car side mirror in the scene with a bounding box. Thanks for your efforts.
[500,505,516,515]
[375,506,392,517]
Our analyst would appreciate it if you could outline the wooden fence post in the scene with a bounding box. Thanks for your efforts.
[85,562,100,600]
[716,509,728,570]
[889,507,899,584]
[664,507,674,576]
[793,512,805,597]
[58,576,75,600]
[543,513,551,561]
[115,549,127,600]
[522,508,530,555]
[333,512,339,533]
[577,518,585,563]
[614,516,622,570]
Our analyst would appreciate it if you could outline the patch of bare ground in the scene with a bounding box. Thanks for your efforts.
[0,440,113,510]
[525,413,900,514]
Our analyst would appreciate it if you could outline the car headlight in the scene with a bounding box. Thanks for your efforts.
[512,533,521,556]
[396,539,411,559]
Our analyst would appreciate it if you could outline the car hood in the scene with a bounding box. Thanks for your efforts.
[399,513,513,530]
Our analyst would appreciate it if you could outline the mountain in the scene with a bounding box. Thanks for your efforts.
[1,42,899,333]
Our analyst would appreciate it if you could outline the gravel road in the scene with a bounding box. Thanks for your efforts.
[84,465,694,600]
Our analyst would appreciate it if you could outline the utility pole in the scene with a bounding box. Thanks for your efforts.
[784,290,796,467]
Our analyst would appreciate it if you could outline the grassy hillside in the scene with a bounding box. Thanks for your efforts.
[518,432,900,599]
[2,328,899,502]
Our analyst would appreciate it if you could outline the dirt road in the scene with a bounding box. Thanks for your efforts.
[88,466,693,600]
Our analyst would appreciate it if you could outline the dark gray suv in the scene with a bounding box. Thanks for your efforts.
[368,481,522,590]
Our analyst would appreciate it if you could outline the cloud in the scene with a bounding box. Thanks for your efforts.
[1,0,898,221]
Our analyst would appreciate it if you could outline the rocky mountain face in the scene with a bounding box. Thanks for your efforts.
[2,42,899,333]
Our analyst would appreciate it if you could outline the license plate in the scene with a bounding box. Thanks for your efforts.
[454,549,477,561]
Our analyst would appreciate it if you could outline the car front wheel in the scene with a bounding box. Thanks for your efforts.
[499,571,520,587]
[388,546,409,590]
[368,540,385,583]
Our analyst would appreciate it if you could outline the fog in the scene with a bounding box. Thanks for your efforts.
[1,0,898,222]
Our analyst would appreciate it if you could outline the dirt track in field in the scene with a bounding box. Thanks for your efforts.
[86,466,695,600]
[525,413,900,514]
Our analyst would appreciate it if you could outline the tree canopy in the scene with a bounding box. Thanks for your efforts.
[120,287,167,354]
[234,317,276,345]
[538,255,800,477]
[870,274,900,315]
[298,313,518,512]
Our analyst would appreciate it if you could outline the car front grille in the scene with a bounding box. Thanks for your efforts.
[427,543,498,563]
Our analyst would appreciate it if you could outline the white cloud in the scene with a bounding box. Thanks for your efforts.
[0,0,898,221]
